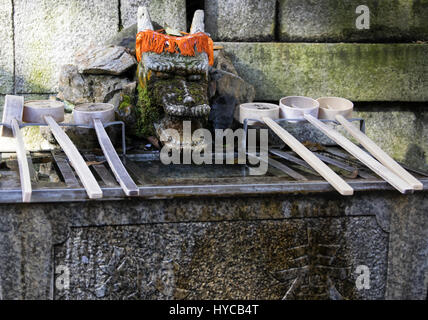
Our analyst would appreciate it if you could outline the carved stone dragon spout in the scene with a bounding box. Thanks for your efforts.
[135,7,213,151]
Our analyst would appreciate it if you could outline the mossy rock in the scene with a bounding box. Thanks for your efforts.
[136,85,163,138]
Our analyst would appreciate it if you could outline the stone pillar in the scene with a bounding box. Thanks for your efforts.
[386,193,428,299]
[0,205,54,299]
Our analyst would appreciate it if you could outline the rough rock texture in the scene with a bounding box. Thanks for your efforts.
[190,9,204,34]
[213,50,238,75]
[0,1,14,95]
[210,69,255,105]
[115,82,138,135]
[0,95,5,114]
[55,217,387,300]
[208,50,255,130]
[278,0,428,42]
[0,127,56,153]
[209,95,237,130]
[210,51,255,104]
[22,126,57,151]
[57,64,132,107]
[74,46,137,76]
[386,193,428,299]
[205,0,276,41]
[120,0,186,30]
[14,0,119,93]
[106,24,138,52]
[218,42,428,102]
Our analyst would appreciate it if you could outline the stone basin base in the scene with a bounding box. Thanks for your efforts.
[0,191,426,300]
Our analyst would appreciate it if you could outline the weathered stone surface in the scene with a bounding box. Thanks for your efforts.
[106,24,138,52]
[57,64,132,107]
[55,217,387,300]
[190,9,205,34]
[1,190,427,300]
[115,82,138,135]
[213,50,238,75]
[218,42,428,102]
[0,95,5,115]
[74,46,137,76]
[423,112,428,168]
[386,193,428,299]
[354,104,428,171]
[278,0,428,42]
[121,0,186,30]
[208,50,255,129]
[14,0,120,93]
[22,126,57,151]
[0,1,14,94]
[0,206,53,299]
[210,70,255,106]
[205,0,276,41]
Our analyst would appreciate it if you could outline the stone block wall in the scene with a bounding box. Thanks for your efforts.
[0,1,14,98]
[278,0,428,42]
[218,42,428,102]
[0,0,188,111]
[206,0,428,42]
[205,0,428,170]
[0,0,427,169]
[14,0,120,94]
[205,0,276,41]
[121,0,186,30]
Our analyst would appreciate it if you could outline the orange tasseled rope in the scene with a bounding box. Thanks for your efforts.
[136,30,214,66]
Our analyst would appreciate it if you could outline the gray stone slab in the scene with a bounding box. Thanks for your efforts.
[120,0,186,31]
[0,0,14,94]
[14,0,120,94]
[55,217,387,300]
[57,64,132,106]
[278,0,428,42]
[205,0,276,41]
[0,95,5,116]
[0,207,54,299]
[74,45,137,76]
[386,192,428,299]
[218,42,428,102]
[422,112,428,168]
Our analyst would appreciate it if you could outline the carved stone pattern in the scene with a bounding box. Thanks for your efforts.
[54,217,388,300]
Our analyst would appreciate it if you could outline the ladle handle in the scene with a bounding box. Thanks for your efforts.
[93,118,139,196]
[304,114,413,194]
[335,114,423,190]
[262,117,353,196]
[44,115,103,199]
[11,118,32,202]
